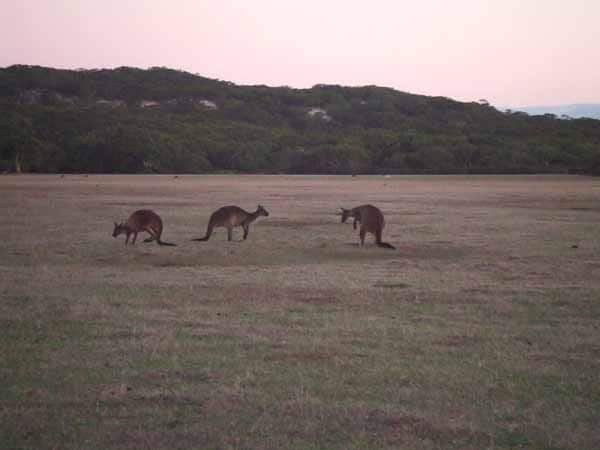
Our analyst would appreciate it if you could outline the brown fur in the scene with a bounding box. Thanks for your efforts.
[340,204,395,249]
[192,205,269,242]
[112,210,176,246]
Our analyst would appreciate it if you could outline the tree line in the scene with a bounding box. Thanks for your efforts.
[1,65,599,175]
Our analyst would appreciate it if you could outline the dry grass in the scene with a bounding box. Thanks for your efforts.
[1,174,600,449]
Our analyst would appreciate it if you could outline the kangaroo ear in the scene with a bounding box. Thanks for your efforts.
[114,222,118,227]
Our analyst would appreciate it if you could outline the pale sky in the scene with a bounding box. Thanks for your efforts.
[2,0,599,107]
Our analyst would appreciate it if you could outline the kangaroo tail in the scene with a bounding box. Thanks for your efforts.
[375,229,395,250]
[191,224,213,242]
[157,239,177,247]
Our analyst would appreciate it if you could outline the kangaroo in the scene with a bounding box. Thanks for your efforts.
[192,205,269,242]
[340,204,395,249]
[112,209,176,246]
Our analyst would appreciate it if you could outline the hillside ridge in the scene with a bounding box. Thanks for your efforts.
[1,65,599,174]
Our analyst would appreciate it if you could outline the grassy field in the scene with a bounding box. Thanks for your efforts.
[1,174,600,450]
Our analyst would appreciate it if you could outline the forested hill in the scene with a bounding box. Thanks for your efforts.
[1,65,599,174]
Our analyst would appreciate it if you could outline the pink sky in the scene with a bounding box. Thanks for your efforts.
[2,0,599,107]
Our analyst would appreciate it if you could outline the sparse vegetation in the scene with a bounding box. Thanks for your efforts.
[1,174,600,449]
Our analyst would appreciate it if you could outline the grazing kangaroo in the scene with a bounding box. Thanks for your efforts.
[340,204,395,249]
[192,205,269,242]
[112,209,176,246]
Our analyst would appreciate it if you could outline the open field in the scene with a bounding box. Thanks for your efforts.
[1,174,600,450]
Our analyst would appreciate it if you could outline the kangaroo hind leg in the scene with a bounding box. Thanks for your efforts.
[143,230,157,243]
[359,226,366,246]
[143,226,158,243]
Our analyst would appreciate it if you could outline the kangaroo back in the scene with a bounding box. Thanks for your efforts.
[128,210,161,232]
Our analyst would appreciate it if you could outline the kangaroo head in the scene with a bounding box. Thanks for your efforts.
[112,222,127,238]
[257,205,269,217]
[340,208,351,223]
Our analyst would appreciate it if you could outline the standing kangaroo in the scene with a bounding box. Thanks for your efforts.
[192,205,269,242]
[340,204,395,249]
[112,209,176,246]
